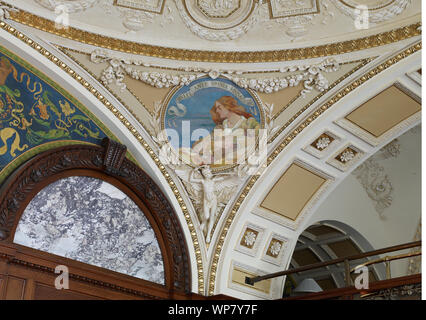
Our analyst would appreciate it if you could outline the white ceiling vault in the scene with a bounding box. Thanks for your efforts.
[0,0,421,299]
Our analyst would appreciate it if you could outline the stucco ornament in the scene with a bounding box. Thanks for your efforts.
[174,0,260,41]
[175,165,243,244]
[90,49,339,96]
[316,136,331,150]
[331,0,411,24]
[243,230,257,247]
[269,241,282,256]
[35,0,99,13]
[0,4,18,20]
[352,139,401,219]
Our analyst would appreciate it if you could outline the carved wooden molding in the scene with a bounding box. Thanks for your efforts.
[101,137,127,175]
[0,140,191,293]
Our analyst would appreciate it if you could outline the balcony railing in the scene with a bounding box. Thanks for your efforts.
[244,241,421,300]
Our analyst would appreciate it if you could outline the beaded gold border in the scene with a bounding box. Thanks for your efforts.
[5,7,421,63]
[0,20,205,294]
[207,41,422,295]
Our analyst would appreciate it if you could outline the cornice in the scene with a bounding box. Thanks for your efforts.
[5,7,422,63]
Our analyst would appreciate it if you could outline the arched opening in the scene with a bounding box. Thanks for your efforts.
[0,140,192,299]
[282,219,420,300]
[14,176,165,285]
[284,220,382,297]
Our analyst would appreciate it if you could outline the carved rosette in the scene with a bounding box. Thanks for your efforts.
[175,0,259,41]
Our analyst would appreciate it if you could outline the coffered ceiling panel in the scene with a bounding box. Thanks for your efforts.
[345,84,421,137]
[260,163,327,221]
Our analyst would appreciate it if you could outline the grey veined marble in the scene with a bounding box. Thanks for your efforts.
[14,176,165,285]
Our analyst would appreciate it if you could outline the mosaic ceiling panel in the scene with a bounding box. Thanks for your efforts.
[0,46,113,183]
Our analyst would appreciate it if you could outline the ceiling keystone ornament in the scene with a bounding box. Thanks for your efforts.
[35,0,99,13]
[175,0,260,41]
[331,0,412,23]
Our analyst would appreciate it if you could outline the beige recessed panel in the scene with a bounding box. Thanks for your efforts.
[257,82,304,117]
[260,163,326,221]
[345,85,421,137]
[124,76,170,113]
[231,267,271,294]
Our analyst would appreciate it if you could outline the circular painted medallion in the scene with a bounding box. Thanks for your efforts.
[162,77,264,171]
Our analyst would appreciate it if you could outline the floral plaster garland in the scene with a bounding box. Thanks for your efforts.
[91,49,340,96]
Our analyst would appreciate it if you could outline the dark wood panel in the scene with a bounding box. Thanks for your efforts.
[34,283,103,300]
[0,275,4,298]
[4,276,25,300]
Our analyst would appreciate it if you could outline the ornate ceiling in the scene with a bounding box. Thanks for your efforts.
[0,0,420,60]
[0,0,422,299]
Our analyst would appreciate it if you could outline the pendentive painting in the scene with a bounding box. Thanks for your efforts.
[163,77,264,170]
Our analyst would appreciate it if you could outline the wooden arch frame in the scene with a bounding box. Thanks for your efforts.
[0,139,191,298]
